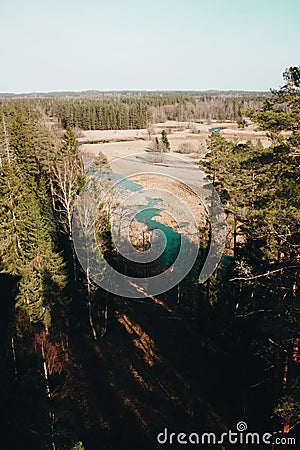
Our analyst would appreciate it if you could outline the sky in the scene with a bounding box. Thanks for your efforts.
[1,0,299,93]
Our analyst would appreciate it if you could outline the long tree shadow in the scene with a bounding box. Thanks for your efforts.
[66,288,245,450]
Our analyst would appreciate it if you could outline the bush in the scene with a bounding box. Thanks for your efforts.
[176,142,195,154]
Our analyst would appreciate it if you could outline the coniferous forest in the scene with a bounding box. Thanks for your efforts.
[0,69,299,450]
[38,94,265,130]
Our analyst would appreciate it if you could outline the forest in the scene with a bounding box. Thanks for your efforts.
[37,93,266,130]
[0,68,299,450]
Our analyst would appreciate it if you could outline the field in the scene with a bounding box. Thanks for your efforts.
[80,120,271,163]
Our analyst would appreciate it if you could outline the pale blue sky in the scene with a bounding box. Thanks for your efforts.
[1,0,299,92]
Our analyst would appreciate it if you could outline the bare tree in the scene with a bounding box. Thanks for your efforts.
[74,189,98,339]
[146,121,155,140]
[52,154,84,282]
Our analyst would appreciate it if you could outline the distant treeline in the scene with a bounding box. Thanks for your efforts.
[37,93,268,130]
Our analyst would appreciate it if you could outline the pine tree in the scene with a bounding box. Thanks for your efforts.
[0,103,67,330]
[202,67,300,435]
[161,129,171,152]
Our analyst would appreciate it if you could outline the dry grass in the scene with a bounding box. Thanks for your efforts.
[80,120,272,164]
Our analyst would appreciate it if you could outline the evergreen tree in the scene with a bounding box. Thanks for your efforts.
[201,67,300,435]
[161,129,171,152]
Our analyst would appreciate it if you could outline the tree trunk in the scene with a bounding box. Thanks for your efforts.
[41,338,56,450]
[86,268,97,340]
[11,336,18,381]
[233,214,237,258]
[47,157,56,212]
[101,296,108,338]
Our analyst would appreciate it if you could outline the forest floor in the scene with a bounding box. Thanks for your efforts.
[68,294,247,450]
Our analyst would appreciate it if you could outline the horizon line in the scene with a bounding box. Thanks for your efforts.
[0,88,270,96]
